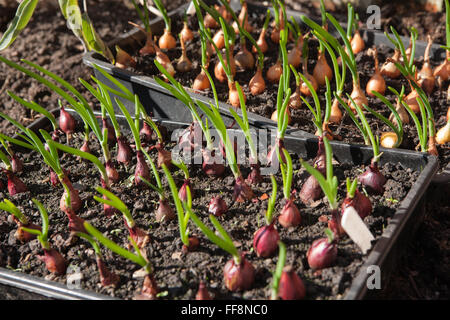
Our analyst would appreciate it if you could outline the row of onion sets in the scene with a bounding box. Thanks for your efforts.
[2,10,393,298]
[116,0,450,152]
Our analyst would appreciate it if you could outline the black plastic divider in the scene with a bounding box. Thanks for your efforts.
[0,108,438,299]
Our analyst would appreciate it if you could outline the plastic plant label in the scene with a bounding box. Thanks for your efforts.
[341,206,375,254]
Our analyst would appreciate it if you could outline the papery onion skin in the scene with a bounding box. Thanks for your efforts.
[278,199,301,228]
[41,249,67,275]
[307,237,337,270]
[96,255,120,288]
[253,223,279,258]
[208,196,228,217]
[358,161,386,195]
[59,105,76,136]
[249,66,266,96]
[156,198,176,222]
[223,255,255,292]
[233,176,255,202]
[134,150,151,187]
[341,190,372,220]
[278,266,306,300]
[5,170,27,196]
[159,29,177,50]
[196,281,212,300]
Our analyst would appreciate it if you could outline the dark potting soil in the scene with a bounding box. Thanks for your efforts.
[122,6,450,171]
[0,123,419,300]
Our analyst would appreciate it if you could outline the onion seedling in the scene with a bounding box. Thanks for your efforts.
[312,0,333,87]
[366,47,386,97]
[303,9,367,113]
[252,9,271,54]
[175,33,192,73]
[277,148,301,228]
[253,175,279,257]
[196,281,212,300]
[47,139,117,217]
[292,71,329,205]
[269,0,284,44]
[129,0,155,55]
[195,94,254,203]
[434,0,450,88]
[341,178,372,221]
[152,0,176,50]
[229,82,262,184]
[286,17,303,69]
[94,186,150,249]
[346,95,387,194]
[163,163,199,252]
[0,199,41,242]
[172,159,193,203]
[21,199,67,275]
[153,59,225,177]
[267,8,289,85]
[192,12,212,91]
[417,35,435,95]
[299,137,340,236]
[187,207,255,291]
[270,241,306,300]
[0,112,82,215]
[385,26,421,113]
[307,228,338,270]
[76,232,119,287]
[138,153,175,222]
[80,79,133,165]
[113,96,151,186]
[181,10,194,43]
[348,9,365,54]
[0,137,28,195]
[369,88,404,149]
[83,221,158,299]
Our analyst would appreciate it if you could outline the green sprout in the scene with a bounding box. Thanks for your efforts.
[270,241,287,300]
[21,199,50,250]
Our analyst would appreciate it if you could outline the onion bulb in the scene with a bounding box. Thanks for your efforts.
[271,107,291,124]
[358,160,386,195]
[287,39,302,69]
[223,255,255,291]
[175,35,192,73]
[128,21,155,56]
[228,81,244,108]
[214,48,236,83]
[404,86,420,114]
[366,47,386,97]
[253,223,279,258]
[234,40,255,71]
[380,49,401,79]
[278,266,306,300]
[307,237,337,270]
[380,132,398,149]
[253,28,268,54]
[266,59,282,83]
[278,198,301,228]
[154,43,175,78]
[158,29,176,50]
[299,72,318,97]
[212,29,225,50]
[329,98,342,124]
[233,176,254,202]
[313,49,333,87]
[389,95,409,125]
[350,29,365,54]
[249,66,266,95]
[180,21,194,43]
[233,2,252,34]
[193,68,211,92]
[434,51,450,88]
[428,135,438,156]
[196,281,212,300]
[348,80,368,113]
[208,196,228,217]
[115,45,136,69]
[417,35,435,95]
[4,169,27,196]
[39,249,66,275]
[204,10,219,29]
[436,121,450,145]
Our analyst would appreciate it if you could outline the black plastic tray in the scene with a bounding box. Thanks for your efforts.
[82,1,446,140]
[0,108,439,299]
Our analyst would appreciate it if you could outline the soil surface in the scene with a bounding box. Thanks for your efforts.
[0,121,419,300]
[0,0,448,300]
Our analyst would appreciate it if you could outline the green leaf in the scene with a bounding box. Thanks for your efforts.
[0,0,39,51]
[84,221,148,268]
[81,12,114,63]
